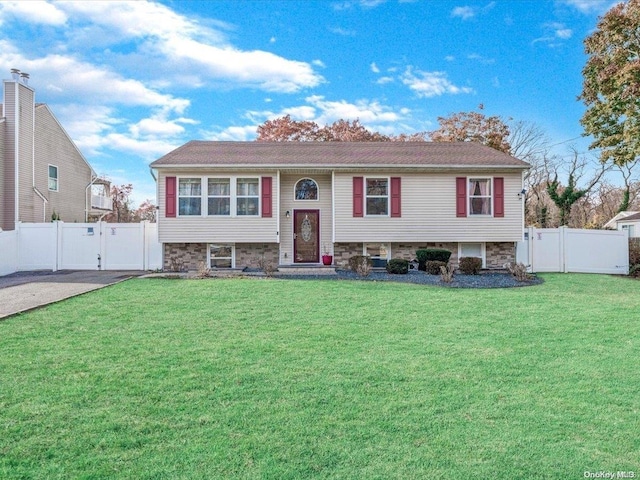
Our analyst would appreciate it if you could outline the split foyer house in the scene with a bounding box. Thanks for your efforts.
[0,69,111,231]
[151,141,530,270]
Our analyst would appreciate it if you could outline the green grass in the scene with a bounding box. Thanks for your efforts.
[1,274,639,479]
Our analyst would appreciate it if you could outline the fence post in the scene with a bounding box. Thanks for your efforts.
[55,221,63,272]
[560,226,567,273]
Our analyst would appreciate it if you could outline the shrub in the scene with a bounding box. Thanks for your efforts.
[416,248,452,270]
[196,261,211,278]
[425,260,447,275]
[459,257,482,275]
[386,258,409,274]
[506,262,531,282]
[440,264,455,283]
[630,238,640,266]
[348,255,372,277]
[629,264,640,277]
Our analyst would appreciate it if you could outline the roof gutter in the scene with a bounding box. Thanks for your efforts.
[150,163,530,170]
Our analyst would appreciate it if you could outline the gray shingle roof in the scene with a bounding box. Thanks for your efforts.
[150,141,530,169]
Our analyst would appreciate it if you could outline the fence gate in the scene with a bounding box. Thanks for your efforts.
[2,221,162,274]
[518,227,629,274]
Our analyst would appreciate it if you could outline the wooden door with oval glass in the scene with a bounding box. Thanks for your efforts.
[293,209,320,263]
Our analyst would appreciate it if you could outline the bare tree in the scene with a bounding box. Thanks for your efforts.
[545,149,610,226]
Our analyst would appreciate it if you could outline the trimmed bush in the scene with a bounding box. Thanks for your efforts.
[416,248,452,270]
[459,257,482,275]
[440,264,455,283]
[506,262,531,282]
[425,260,447,275]
[348,255,372,277]
[386,258,409,274]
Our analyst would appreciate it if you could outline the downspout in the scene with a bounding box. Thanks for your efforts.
[33,187,48,221]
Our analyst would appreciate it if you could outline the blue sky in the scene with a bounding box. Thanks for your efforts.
[0,0,617,206]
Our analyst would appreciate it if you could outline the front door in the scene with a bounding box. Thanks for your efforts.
[293,210,320,263]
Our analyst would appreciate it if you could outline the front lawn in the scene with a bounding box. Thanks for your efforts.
[1,274,639,479]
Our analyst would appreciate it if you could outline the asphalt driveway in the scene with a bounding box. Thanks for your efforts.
[0,270,145,319]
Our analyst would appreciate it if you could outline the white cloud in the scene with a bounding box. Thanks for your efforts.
[305,95,403,124]
[370,62,380,73]
[376,76,394,85]
[56,1,323,93]
[445,55,456,62]
[534,22,573,45]
[451,6,476,20]
[329,26,357,36]
[559,0,611,14]
[312,59,326,68]
[0,1,67,26]
[207,125,259,141]
[401,67,473,98]
[467,53,495,64]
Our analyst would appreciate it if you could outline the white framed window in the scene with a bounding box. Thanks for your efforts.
[236,178,259,216]
[178,178,202,216]
[176,176,261,217]
[469,178,492,215]
[209,244,235,268]
[294,178,319,200]
[208,178,231,216]
[365,177,389,216]
[363,243,390,260]
[458,242,486,267]
[48,165,59,191]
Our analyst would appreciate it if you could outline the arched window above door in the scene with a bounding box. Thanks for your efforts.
[294,178,318,200]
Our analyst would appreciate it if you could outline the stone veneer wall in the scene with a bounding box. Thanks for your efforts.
[235,243,279,269]
[485,242,515,268]
[164,243,207,271]
[333,241,516,269]
[163,242,280,271]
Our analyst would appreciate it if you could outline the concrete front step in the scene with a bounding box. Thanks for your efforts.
[276,265,337,275]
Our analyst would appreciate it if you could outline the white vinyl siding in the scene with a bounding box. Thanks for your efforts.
[334,171,523,243]
[158,171,278,243]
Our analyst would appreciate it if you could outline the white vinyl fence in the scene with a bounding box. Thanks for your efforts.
[517,227,629,274]
[0,229,18,276]
[0,221,162,276]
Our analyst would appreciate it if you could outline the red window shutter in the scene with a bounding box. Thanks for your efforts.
[353,177,363,217]
[494,177,504,218]
[261,176,272,218]
[390,177,401,217]
[456,177,467,218]
[166,176,176,218]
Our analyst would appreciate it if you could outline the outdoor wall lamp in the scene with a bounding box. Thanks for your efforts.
[285,210,291,218]
[518,189,526,200]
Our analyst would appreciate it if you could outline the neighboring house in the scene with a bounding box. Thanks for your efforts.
[603,211,640,238]
[150,141,530,270]
[0,69,111,231]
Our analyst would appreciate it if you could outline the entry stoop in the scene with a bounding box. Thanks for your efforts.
[276,265,337,275]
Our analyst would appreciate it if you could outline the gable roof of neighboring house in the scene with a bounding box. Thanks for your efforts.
[603,211,640,229]
[621,212,640,221]
[151,141,530,170]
